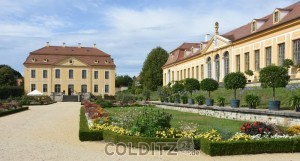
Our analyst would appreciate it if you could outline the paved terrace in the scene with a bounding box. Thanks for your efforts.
[0,102,299,161]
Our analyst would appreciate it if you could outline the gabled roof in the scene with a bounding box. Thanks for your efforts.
[24,46,115,67]
[163,43,200,67]
[223,1,300,41]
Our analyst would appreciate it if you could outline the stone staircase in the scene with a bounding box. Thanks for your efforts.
[62,95,79,102]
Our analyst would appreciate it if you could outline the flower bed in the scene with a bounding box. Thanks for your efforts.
[80,100,300,155]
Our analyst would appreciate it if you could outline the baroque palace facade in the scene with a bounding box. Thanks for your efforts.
[23,43,116,96]
[163,2,300,85]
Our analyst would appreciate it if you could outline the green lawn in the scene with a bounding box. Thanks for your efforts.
[148,84,300,110]
[105,106,244,139]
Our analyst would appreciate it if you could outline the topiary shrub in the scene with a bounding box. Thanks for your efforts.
[184,78,200,97]
[259,65,290,101]
[244,70,254,76]
[282,59,294,68]
[200,78,219,98]
[223,72,247,100]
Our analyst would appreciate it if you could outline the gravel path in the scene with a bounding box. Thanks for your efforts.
[0,102,299,161]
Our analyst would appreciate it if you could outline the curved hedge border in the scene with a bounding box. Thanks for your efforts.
[103,130,200,150]
[79,107,103,141]
[0,107,29,117]
[201,138,300,156]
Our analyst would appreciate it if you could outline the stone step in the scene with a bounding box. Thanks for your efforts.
[62,95,79,102]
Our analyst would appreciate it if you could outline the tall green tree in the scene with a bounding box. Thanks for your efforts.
[115,75,133,87]
[0,66,17,86]
[0,65,22,79]
[140,47,169,90]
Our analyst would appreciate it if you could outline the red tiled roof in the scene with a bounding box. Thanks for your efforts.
[223,1,300,41]
[163,43,200,67]
[164,1,300,67]
[24,46,115,67]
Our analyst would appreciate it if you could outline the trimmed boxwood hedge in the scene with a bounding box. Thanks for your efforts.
[79,107,103,141]
[201,138,300,156]
[103,130,201,150]
[0,107,29,117]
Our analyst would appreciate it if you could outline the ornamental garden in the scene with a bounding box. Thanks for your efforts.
[80,64,300,156]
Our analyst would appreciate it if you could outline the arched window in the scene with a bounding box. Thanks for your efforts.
[215,54,220,82]
[224,52,230,75]
[207,57,212,78]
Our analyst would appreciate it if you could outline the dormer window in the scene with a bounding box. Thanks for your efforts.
[43,59,48,62]
[69,60,74,64]
[105,60,108,64]
[31,58,36,62]
[274,11,279,23]
[94,60,99,64]
[200,44,203,51]
[252,21,257,32]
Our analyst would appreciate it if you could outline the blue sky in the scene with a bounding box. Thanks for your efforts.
[0,0,298,77]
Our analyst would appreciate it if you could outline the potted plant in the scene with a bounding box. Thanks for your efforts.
[184,78,200,105]
[181,94,188,104]
[259,65,290,111]
[282,59,294,68]
[216,96,225,107]
[172,81,184,104]
[200,78,219,106]
[194,95,205,105]
[245,94,260,109]
[289,95,300,112]
[162,86,171,103]
[223,72,247,108]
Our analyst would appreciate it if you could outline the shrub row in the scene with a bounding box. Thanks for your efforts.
[79,107,103,141]
[0,86,24,99]
[201,138,300,156]
[0,107,29,117]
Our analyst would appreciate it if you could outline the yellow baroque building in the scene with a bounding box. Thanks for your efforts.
[163,2,300,85]
[23,43,116,96]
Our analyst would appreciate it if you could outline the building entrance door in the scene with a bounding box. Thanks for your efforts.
[68,84,74,95]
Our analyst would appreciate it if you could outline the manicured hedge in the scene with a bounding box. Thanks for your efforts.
[0,86,24,99]
[103,130,200,150]
[0,107,29,117]
[200,138,300,156]
[79,107,103,141]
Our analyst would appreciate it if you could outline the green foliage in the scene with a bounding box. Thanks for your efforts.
[181,95,188,104]
[79,107,103,141]
[282,59,294,68]
[140,47,169,90]
[259,65,290,101]
[135,88,143,95]
[200,78,219,98]
[115,75,133,88]
[115,92,135,105]
[103,130,201,150]
[201,138,299,156]
[95,99,113,108]
[0,107,29,117]
[184,78,200,97]
[194,95,206,105]
[142,88,151,101]
[0,66,18,86]
[171,81,184,94]
[245,94,260,109]
[19,95,53,105]
[130,108,172,137]
[224,72,247,99]
[289,95,300,110]
[244,70,254,76]
[0,86,24,99]
[216,96,225,107]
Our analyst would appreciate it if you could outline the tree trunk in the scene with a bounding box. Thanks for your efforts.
[234,89,236,100]
[273,86,275,101]
[209,91,211,98]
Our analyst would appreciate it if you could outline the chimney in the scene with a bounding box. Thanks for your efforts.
[205,34,210,42]
[93,43,96,48]
[62,42,66,48]
[78,43,81,48]
[45,42,50,47]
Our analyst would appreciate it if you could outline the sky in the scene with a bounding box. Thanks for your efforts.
[0,0,298,77]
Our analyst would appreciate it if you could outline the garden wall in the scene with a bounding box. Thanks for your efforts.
[152,102,300,127]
